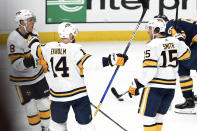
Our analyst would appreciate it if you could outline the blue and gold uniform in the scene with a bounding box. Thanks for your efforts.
[165,18,197,99]
[137,36,190,131]
[166,18,197,47]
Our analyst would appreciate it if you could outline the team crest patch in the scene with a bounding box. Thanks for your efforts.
[26,90,31,96]
[16,11,21,15]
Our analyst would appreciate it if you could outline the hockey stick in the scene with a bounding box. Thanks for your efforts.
[111,87,129,101]
[91,103,128,131]
[174,0,180,30]
[94,0,149,116]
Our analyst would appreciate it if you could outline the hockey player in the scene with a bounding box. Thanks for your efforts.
[7,9,50,131]
[26,22,128,131]
[128,18,190,131]
[154,15,197,114]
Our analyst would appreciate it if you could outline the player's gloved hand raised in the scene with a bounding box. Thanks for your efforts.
[128,78,143,97]
[174,33,185,41]
[108,53,128,66]
[26,34,40,48]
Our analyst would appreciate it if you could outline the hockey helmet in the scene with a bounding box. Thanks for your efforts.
[58,22,78,40]
[154,14,169,22]
[15,9,36,26]
[147,18,166,34]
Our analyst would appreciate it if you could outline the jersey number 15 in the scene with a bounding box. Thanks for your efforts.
[161,50,178,67]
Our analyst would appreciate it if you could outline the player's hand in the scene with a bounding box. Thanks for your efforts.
[108,53,128,66]
[38,59,48,73]
[26,34,40,48]
[174,33,185,41]
[128,79,143,97]
[23,55,35,68]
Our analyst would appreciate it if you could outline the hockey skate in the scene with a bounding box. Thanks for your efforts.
[174,97,196,114]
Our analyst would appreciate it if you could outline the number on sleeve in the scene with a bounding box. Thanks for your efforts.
[10,44,15,53]
[144,50,150,59]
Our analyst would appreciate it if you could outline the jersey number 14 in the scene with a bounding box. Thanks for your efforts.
[50,57,69,77]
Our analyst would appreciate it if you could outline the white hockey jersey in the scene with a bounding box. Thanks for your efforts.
[31,42,104,102]
[7,29,44,85]
[138,37,190,89]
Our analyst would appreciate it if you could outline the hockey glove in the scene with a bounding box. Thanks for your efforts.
[23,55,35,68]
[27,34,40,48]
[128,78,144,97]
[108,53,128,66]
[174,33,185,42]
[38,59,48,73]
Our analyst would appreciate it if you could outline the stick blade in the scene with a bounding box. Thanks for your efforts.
[111,87,120,98]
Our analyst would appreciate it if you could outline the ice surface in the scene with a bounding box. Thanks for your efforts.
[0,41,196,131]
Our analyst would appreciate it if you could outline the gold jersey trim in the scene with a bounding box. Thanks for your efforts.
[50,86,87,97]
[9,51,31,64]
[143,59,158,68]
[9,68,43,82]
[178,49,190,61]
[77,54,91,77]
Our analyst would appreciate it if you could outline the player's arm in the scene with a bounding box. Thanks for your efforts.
[167,20,186,40]
[75,47,128,70]
[7,36,35,71]
[177,41,191,61]
[27,35,48,73]
[129,43,158,96]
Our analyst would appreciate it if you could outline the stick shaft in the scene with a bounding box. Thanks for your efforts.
[91,103,128,131]
[94,8,147,116]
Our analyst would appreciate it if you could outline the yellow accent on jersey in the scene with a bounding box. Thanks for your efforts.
[192,34,197,43]
[77,54,91,76]
[156,124,163,131]
[15,86,24,104]
[150,79,176,84]
[39,110,51,119]
[171,28,177,36]
[50,88,87,97]
[182,88,193,92]
[139,87,150,115]
[27,114,40,125]
[9,68,43,82]
[144,125,157,131]
[178,49,190,61]
[180,80,193,87]
[37,46,44,59]
[9,52,31,63]
[38,59,48,73]
[143,60,157,67]
[26,34,31,43]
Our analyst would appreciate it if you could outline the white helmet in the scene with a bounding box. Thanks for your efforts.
[15,9,36,26]
[147,18,166,34]
[58,22,78,41]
